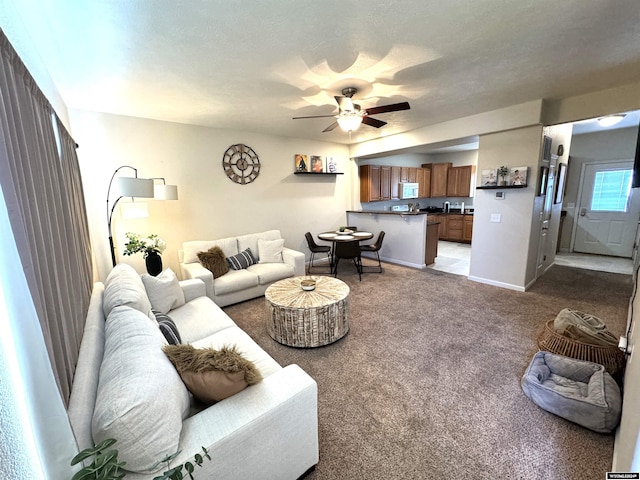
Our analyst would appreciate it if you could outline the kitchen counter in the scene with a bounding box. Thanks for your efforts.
[347,209,426,215]
[346,210,434,269]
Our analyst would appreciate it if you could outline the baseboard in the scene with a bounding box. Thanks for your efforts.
[468,275,526,292]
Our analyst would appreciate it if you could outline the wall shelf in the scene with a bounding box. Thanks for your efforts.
[294,172,343,175]
[476,185,527,190]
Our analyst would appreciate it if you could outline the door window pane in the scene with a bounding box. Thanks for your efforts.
[590,169,632,212]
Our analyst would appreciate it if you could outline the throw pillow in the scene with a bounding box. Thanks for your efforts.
[197,246,229,278]
[226,248,257,270]
[257,238,285,264]
[141,268,186,314]
[153,310,182,345]
[163,344,262,404]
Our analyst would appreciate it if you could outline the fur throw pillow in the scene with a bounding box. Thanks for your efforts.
[163,344,262,404]
[197,246,229,278]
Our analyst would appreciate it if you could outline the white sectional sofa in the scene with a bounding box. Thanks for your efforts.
[179,229,305,307]
[67,263,318,479]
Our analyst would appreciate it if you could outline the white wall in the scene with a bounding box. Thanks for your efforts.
[69,110,351,282]
[469,125,543,290]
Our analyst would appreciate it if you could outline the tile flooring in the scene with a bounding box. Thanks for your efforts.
[428,241,634,276]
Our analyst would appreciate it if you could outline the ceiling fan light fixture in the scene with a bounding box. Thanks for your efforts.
[337,114,363,132]
[597,114,626,127]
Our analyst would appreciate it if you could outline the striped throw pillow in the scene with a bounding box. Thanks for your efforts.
[226,248,257,270]
[153,310,182,345]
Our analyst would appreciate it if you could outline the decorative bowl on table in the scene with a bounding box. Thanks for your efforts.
[301,279,316,291]
[336,229,354,234]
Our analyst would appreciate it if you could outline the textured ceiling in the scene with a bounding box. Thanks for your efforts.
[6,0,640,146]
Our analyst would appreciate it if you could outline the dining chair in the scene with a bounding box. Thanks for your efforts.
[304,232,331,274]
[333,240,362,281]
[360,231,385,273]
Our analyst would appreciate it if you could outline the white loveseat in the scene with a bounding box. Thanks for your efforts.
[179,229,305,307]
[67,264,318,479]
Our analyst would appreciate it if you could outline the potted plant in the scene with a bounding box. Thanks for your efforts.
[71,438,211,480]
[123,233,166,276]
[497,166,509,186]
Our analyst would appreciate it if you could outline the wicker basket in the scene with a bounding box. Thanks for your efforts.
[537,319,625,377]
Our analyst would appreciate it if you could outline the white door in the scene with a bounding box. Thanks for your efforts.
[574,161,640,257]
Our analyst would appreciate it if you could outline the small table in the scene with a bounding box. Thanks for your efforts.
[265,276,350,347]
[317,230,374,274]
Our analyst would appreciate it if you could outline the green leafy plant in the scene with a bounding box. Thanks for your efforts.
[70,438,126,480]
[123,232,166,258]
[497,165,509,180]
[70,440,211,480]
[150,447,211,480]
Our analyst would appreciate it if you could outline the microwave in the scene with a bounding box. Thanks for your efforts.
[399,182,420,199]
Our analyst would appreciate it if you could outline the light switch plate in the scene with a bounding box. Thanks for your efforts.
[491,213,501,223]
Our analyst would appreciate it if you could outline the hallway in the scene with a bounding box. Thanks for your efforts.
[429,241,634,276]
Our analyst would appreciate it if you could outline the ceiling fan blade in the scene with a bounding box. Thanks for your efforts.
[322,121,339,132]
[364,102,410,116]
[335,95,354,112]
[293,114,337,119]
[362,116,387,128]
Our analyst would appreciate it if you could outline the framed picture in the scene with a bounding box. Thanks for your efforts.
[295,154,308,172]
[538,166,549,196]
[555,163,567,204]
[310,155,324,173]
[481,169,497,186]
[326,156,338,173]
[509,166,528,186]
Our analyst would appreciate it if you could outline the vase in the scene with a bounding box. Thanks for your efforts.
[145,251,163,276]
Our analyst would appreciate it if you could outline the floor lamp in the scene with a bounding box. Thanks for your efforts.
[106,166,154,267]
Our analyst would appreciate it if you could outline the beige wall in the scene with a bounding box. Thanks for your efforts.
[469,125,543,290]
[69,110,351,282]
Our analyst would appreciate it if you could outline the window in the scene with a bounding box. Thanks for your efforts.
[590,169,632,212]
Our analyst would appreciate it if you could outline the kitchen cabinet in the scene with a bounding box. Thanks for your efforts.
[418,167,431,198]
[400,167,417,183]
[463,215,473,242]
[433,213,473,243]
[380,166,391,200]
[425,221,439,265]
[359,165,381,202]
[423,162,451,197]
[446,165,475,197]
[391,166,401,199]
[360,165,392,202]
[446,214,464,241]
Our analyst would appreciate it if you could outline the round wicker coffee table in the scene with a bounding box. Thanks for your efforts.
[265,276,350,347]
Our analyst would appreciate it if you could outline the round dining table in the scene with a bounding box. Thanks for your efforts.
[317,230,374,275]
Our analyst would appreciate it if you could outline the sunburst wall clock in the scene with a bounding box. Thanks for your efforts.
[222,144,261,184]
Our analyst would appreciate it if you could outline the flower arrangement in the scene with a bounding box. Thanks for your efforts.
[123,232,166,258]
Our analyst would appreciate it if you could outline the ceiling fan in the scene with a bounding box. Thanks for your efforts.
[293,87,410,133]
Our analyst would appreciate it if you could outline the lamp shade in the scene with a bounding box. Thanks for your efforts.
[118,177,154,198]
[337,115,363,132]
[154,184,179,200]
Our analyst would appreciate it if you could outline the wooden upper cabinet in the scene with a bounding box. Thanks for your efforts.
[359,165,381,202]
[418,167,431,198]
[446,165,475,197]
[391,166,401,199]
[427,162,451,197]
[380,166,391,201]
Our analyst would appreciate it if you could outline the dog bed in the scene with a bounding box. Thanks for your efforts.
[521,351,621,433]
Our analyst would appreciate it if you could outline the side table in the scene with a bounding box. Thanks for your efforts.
[265,276,350,347]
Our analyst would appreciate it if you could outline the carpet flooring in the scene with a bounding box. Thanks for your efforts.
[223,262,632,480]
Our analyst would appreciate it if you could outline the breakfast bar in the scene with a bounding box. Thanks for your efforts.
[345,210,439,269]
